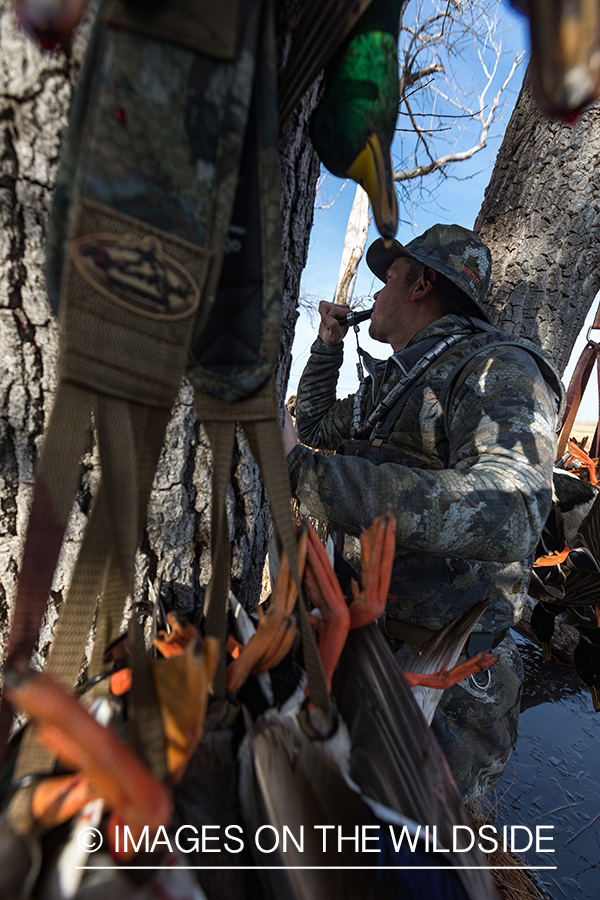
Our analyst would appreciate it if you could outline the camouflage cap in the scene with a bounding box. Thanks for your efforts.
[366,223,493,324]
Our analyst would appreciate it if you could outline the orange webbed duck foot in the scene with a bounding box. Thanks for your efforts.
[402,651,497,690]
[4,665,172,862]
[225,528,306,695]
[349,510,396,629]
[303,524,350,692]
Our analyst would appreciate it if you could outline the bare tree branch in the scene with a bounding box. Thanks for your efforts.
[400,62,444,93]
[395,46,524,183]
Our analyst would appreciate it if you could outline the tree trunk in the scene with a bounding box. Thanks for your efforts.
[333,184,370,307]
[475,67,600,662]
[0,1,321,669]
[475,68,600,373]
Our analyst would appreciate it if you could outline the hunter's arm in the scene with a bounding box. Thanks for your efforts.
[294,337,355,450]
[288,345,557,563]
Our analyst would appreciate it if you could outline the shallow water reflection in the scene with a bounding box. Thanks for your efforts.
[495,635,600,898]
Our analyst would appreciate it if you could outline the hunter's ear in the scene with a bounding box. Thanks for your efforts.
[410,269,437,302]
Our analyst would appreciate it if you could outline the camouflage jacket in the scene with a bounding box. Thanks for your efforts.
[288,315,564,632]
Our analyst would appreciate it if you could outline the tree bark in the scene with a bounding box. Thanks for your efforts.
[475,67,600,662]
[475,68,600,373]
[0,1,321,671]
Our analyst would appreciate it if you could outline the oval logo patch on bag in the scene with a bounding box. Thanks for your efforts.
[70,232,200,320]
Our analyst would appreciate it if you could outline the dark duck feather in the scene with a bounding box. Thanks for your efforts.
[238,520,496,900]
[278,0,378,123]
[573,630,600,712]
[332,624,495,900]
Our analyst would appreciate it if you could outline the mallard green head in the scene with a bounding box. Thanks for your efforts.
[310,0,402,241]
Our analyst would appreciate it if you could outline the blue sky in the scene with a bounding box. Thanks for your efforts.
[288,2,598,422]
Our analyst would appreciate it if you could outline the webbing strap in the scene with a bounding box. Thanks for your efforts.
[0,384,93,756]
[243,417,331,717]
[14,397,170,781]
[196,383,331,719]
[4,384,93,668]
[3,0,270,775]
[14,479,113,779]
[202,419,237,698]
[355,331,472,439]
[127,615,168,780]
[89,404,171,679]
[96,395,138,587]
[88,552,128,681]
[558,340,600,459]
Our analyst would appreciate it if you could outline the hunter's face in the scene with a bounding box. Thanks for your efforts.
[369,256,415,347]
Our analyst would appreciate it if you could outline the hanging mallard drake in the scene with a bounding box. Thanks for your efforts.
[310,0,403,241]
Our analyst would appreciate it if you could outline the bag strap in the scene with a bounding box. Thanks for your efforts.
[196,380,332,722]
[557,301,600,458]
[13,397,170,782]
[0,382,93,758]
[1,0,266,769]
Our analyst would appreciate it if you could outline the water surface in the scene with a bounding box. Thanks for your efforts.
[495,636,600,898]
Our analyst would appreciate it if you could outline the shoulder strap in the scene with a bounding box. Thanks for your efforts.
[1,0,273,772]
[358,330,474,443]
[439,338,561,434]
[557,306,600,458]
[370,329,484,444]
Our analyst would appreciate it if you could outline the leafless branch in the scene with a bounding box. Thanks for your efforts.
[393,1,525,189]
[394,46,524,183]
[315,176,349,209]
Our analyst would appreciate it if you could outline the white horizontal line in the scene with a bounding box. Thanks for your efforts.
[76,866,558,871]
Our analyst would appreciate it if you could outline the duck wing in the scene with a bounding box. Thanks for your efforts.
[332,623,496,900]
[174,700,259,900]
[239,711,372,900]
[400,600,489,724]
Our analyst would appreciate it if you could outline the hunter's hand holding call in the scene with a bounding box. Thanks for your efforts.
[318,302,373,346]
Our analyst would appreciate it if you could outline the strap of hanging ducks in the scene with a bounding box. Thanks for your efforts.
[3,0,406,774]
[3,0,330,775]
[190,0,331,718]
[557,298,600,459]
[3,0,275,776]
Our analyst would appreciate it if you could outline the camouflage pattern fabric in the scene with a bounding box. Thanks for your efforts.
[290,314,562,633]
[391,629,524,800]
[47,0,262,367]
[289,314,563,797]
[367,223,493,322]
[422,634,523,801]
[10,0,285,781]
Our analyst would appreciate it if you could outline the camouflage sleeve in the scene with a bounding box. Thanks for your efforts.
[294,337,355,450]
[288,345,556,563]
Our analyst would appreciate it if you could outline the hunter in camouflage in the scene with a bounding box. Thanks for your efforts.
[284,224,564,799]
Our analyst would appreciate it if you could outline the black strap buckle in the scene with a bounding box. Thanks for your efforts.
[466,632,494,658]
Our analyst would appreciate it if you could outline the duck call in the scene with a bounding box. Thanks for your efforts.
[338,307,373,327]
